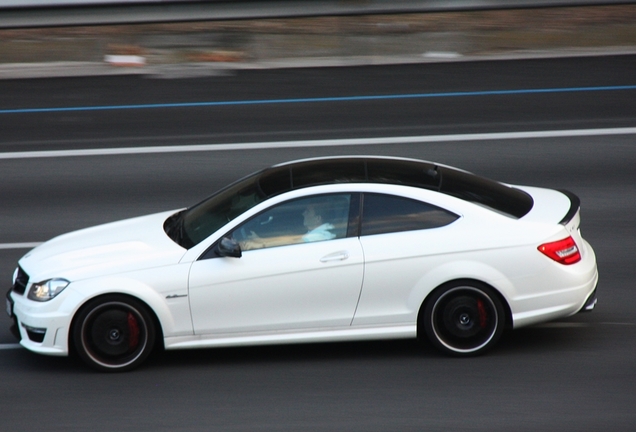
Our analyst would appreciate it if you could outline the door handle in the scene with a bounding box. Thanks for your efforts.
[320,251,349,262]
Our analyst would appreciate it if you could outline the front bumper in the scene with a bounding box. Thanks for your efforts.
[6,289,21,341]
[7,288,75,356]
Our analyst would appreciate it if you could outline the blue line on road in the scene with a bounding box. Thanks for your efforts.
[1,85,635,114]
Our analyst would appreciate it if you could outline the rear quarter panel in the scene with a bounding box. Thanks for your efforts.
[351,209,555,327]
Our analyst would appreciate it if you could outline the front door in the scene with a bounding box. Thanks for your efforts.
[188,193,364,334]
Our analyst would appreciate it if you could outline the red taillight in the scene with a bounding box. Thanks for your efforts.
[538,236,581,265]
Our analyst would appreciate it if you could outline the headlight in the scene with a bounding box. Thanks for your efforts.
[12,267,18,285]
[27,279,70,302]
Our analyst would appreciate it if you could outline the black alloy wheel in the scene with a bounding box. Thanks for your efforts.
[72,295,156,372]
[423,282,505,356]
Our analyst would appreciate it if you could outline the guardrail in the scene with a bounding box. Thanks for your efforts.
[2,0,636,28]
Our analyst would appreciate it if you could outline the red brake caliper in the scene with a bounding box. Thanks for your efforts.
[477,299,488,328]
[127,313,140,349]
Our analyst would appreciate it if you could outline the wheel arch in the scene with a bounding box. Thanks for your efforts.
[416,278,513,341]
[68,291,165,357]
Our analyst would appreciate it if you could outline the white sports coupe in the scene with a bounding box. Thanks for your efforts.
[7,156,598,371]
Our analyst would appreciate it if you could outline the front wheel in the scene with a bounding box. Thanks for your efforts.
[422,282,505,356]
[72,295,156,372]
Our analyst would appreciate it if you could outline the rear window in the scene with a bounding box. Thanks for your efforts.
[438,167,533,218]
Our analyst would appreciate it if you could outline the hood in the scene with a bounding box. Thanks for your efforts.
[19,210,187,283]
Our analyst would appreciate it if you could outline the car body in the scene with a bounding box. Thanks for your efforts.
[7,156,598,371]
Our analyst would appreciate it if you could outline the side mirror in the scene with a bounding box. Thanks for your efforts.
[216,236,242,258]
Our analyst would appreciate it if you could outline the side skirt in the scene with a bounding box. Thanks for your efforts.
[163,325,416,350]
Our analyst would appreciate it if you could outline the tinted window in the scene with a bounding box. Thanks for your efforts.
[179,174,267,247]
[232,194,352,251]
[361,194,458,236]
[258,167,291,197]
[439,167,533,218]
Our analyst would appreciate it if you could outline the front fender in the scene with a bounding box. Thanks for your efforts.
[68,263,193,340]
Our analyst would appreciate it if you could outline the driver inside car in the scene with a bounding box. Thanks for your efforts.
[237,196,344,251]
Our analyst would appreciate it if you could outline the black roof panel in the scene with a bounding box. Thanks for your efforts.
[262,157,532,218]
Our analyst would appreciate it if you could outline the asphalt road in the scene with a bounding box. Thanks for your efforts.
[0,55,635,431]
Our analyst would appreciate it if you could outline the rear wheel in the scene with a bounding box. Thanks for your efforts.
[422,282,505,356]
[72,295,156,372]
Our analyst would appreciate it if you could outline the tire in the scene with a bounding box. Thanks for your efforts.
[422,282,505,356]
[72,295,156,372]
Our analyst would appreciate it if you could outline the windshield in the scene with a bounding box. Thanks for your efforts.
[166,166,293,248]
[180,176,265,247]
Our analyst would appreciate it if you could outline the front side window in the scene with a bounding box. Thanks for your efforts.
[361,193,458,236]
[232,194,352,251]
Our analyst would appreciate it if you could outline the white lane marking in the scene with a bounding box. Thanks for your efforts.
[0,343,22,350]
[0,127,635,160]
[0,242,42,250]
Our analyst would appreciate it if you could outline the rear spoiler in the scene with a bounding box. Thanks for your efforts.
[557,189,581,225]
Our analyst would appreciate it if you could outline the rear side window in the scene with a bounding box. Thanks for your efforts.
[361,193,458,236]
